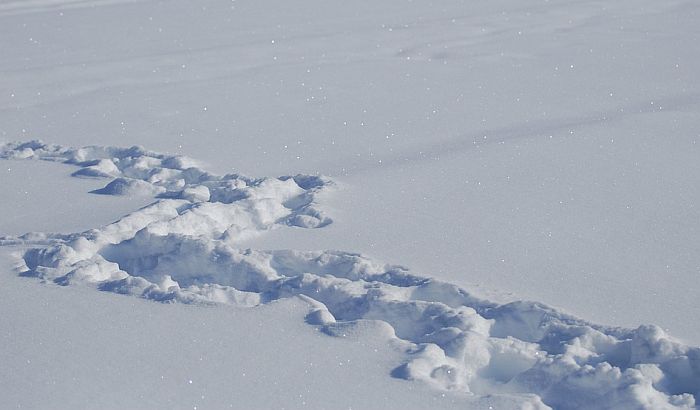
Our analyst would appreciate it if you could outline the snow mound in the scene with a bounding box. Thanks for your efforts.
[2,140,698,409]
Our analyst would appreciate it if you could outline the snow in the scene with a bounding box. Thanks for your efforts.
[0,249,472,410]
[0,159,151,236]
[1,0,699,408]
[2,141,699,409]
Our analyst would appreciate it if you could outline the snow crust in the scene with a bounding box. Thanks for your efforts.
[2,140,698,409]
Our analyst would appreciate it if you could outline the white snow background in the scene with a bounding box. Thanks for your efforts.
[0,0,699,409]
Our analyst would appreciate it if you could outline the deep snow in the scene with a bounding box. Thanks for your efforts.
[2,0,700,342]
[0,248,473,410]
[1,141,698,409]
[1,0,700,408]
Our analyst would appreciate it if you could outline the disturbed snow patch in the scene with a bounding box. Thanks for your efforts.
[1,140,698,409]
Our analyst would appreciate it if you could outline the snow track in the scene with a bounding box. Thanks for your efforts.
[1,140,698,409]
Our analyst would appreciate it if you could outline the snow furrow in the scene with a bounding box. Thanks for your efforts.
[1,140,698,409]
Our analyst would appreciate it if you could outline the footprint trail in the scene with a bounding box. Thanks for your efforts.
[1,140,698,409]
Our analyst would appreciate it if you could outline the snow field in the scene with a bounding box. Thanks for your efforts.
[2,140,698,409]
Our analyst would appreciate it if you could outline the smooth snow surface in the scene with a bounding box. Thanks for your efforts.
[2,141,698,409]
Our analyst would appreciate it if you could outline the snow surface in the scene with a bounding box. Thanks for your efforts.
[1,0,700,408]
[0,159,152,236]
[0,248,474,410]
[1,141,698,409]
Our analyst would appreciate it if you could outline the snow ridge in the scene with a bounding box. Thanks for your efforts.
[1,141,698,409]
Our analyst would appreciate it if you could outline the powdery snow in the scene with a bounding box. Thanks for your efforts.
[2,140,698,409]
[2,0,700,407]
